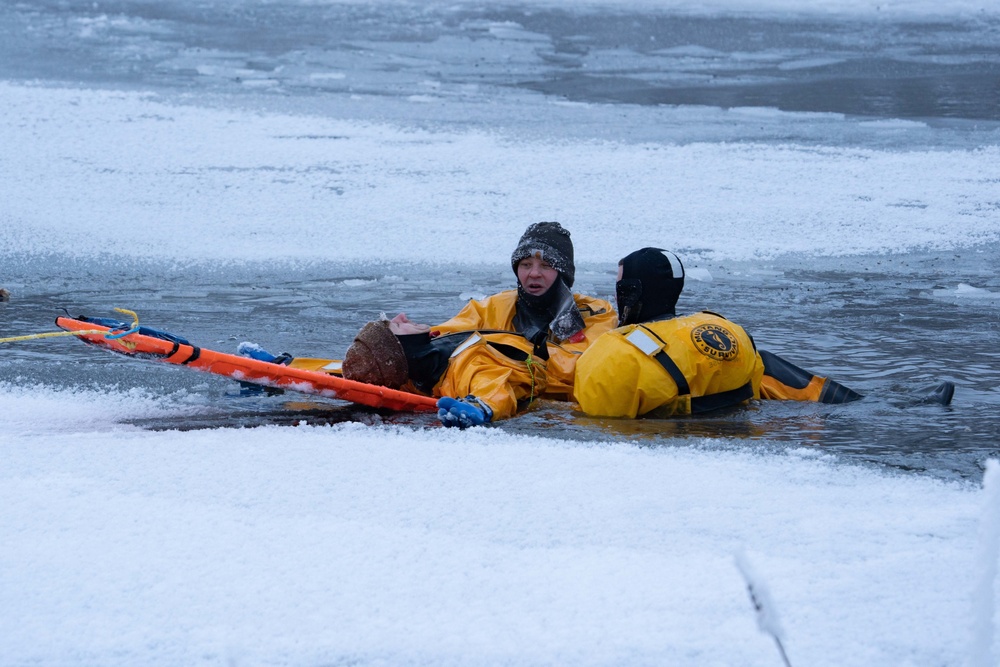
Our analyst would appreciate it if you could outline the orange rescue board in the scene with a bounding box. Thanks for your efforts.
[55,316,438,413]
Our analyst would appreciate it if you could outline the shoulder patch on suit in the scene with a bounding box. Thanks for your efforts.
[691,323,739,361]
[624,328,662,356]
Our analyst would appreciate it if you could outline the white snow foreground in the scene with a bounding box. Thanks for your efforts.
[0,384,985,666]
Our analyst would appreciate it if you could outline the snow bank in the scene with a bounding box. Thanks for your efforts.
[0,382,201,436]
[0,385,983,666]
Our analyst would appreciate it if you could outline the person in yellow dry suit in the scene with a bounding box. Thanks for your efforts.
[574,247,867,419]
[347,221,618,428]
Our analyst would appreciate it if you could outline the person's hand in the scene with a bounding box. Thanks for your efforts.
[437,396,493,428]
[389,312,431,336]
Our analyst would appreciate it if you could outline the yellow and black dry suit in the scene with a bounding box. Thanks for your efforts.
[432,289,618,401]
[758,349,863,403]
[397,329,547,421]
[574,312,765,418]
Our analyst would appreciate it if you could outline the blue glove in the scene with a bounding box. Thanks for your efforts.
[237,342,292,365]
[238,341,278,362]
[437,396,493,428]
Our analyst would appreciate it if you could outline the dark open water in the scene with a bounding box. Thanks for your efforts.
[4,249,998,482]
[2,0,999,481]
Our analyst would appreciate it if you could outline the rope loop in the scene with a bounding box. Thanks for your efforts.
[105,308,140,339]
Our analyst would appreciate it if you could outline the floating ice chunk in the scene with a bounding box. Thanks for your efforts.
[932,283,997,300]
[309,72,346,81]
[686,267,713,282]
[778,57,847,70]
[241,79,280,89]
[955,283,994,296]
[655,44,725,57]
[858,119,929,129]
[485,22,549,42]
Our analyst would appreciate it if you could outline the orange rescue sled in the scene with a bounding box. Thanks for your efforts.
[55,315,438,413]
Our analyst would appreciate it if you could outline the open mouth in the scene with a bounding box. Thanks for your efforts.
[524,282,546,294]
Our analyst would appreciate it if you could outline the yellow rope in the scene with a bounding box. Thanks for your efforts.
[114,308,139,324]
[525,354,538,405]
[0,329,107,344]
[104,308,140,339]
[0,308,139,345]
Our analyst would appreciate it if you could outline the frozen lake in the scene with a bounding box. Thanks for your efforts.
[3,0,998,478]
[2,1,1000,665]
[3,0,1000,146]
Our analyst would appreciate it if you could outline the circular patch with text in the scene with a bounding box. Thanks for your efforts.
[691,323,739,361]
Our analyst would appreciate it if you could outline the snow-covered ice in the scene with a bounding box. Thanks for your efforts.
[2,0,1000,663]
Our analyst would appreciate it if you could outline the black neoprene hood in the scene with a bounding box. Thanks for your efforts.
[616,247,685,326]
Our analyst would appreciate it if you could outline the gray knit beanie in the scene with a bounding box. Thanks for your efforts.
[510,221,575,288]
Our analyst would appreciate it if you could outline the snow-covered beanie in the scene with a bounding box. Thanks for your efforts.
[616,247,685,326]
[510,221,576,288]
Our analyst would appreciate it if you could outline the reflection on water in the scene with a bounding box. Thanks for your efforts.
[3,250,997,482]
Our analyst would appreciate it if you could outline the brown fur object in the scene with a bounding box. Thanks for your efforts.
[342,320,409,389]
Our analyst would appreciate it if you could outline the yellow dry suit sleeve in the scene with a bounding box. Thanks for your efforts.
[434,332,547,421]
[434,291,517,335]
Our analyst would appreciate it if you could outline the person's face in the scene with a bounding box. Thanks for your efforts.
[516,255,559,296]
[388,312,430,336]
